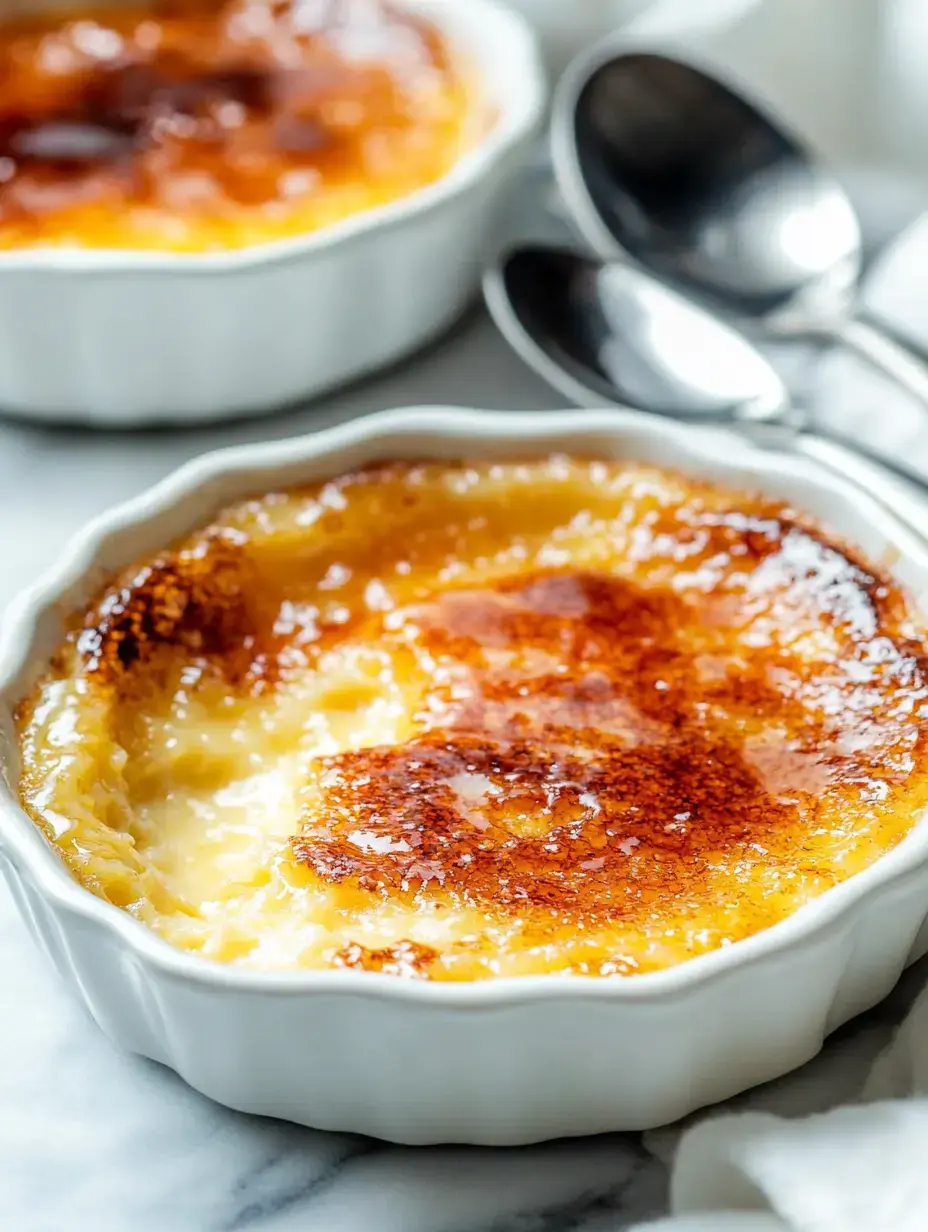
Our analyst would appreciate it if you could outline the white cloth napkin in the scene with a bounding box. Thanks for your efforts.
[628,214,928,1231]
[807,216,928,472]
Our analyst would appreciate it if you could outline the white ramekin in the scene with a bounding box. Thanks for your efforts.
[0,1,544,427]
[3,406,928,1146]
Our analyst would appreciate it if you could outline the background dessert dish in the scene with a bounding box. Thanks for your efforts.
[0,0,543,423]
[0,0,474,252]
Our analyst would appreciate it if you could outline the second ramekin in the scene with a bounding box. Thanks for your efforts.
[0,1,545,427]
[3,406,928,1145]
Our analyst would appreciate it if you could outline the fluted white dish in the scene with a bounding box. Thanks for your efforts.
[0,1,545,427]
[3,405,928,1146]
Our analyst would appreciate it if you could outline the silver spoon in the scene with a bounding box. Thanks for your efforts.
[550,49,928,408]
[483,244,928,540]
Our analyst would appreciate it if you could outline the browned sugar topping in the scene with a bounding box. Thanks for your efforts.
[64,462,928,944]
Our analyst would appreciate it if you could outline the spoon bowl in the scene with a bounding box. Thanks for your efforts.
[551,46,928,406]
[483,243,928,540]
[485,245,787,420]
[554,50,862,322]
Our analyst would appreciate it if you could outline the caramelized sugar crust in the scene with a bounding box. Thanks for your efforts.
[0,0,470,250]
[17,459,928,979]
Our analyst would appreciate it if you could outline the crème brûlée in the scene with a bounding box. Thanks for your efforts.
[0,0,474,251]
[17,458,928,980]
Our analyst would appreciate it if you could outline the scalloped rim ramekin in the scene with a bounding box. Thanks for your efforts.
[3,405,928,1144]
[0,0,545,426]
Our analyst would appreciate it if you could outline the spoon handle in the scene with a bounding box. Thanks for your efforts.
[829,317,928,410]
[793,430,928,545]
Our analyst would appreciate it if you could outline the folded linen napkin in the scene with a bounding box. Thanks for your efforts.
[628,212,928,1232]
[641,1101,928,1231]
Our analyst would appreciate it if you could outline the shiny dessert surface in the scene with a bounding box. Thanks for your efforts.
[0,0,472,251]
[17,457,928,979]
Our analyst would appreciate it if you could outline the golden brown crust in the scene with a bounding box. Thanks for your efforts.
[292,509,928,928]
[332,940,438,978]
[30,458,928,970]
[75,535,260,687]
[0,0,461,248]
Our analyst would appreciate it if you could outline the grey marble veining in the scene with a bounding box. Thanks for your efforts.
[7,0,928,1215]
[0,889,664,1232]
[0,306,921,1232]
[0,313,675,1232]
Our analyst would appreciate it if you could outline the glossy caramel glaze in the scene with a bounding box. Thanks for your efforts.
[17,459,928,978]
[0,0,473,251]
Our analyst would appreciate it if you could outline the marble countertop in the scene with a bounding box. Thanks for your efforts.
[1,309,925,1232]
[6,2,928,1222]
[0,315,677,1232]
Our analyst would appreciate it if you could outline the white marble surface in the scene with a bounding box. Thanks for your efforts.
[0,304,924,1232]
[0,314,678,1232]
[8,1,928,1224]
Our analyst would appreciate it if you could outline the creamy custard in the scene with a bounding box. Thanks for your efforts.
[0,0,473,252]
[17,458,928,979]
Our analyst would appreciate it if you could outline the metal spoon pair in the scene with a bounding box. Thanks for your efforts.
[484,50,928,540]
[552,49,928,406]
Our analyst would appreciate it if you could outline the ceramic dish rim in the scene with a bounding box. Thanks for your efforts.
[0,0,545,275]
[4,404,928,1004]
